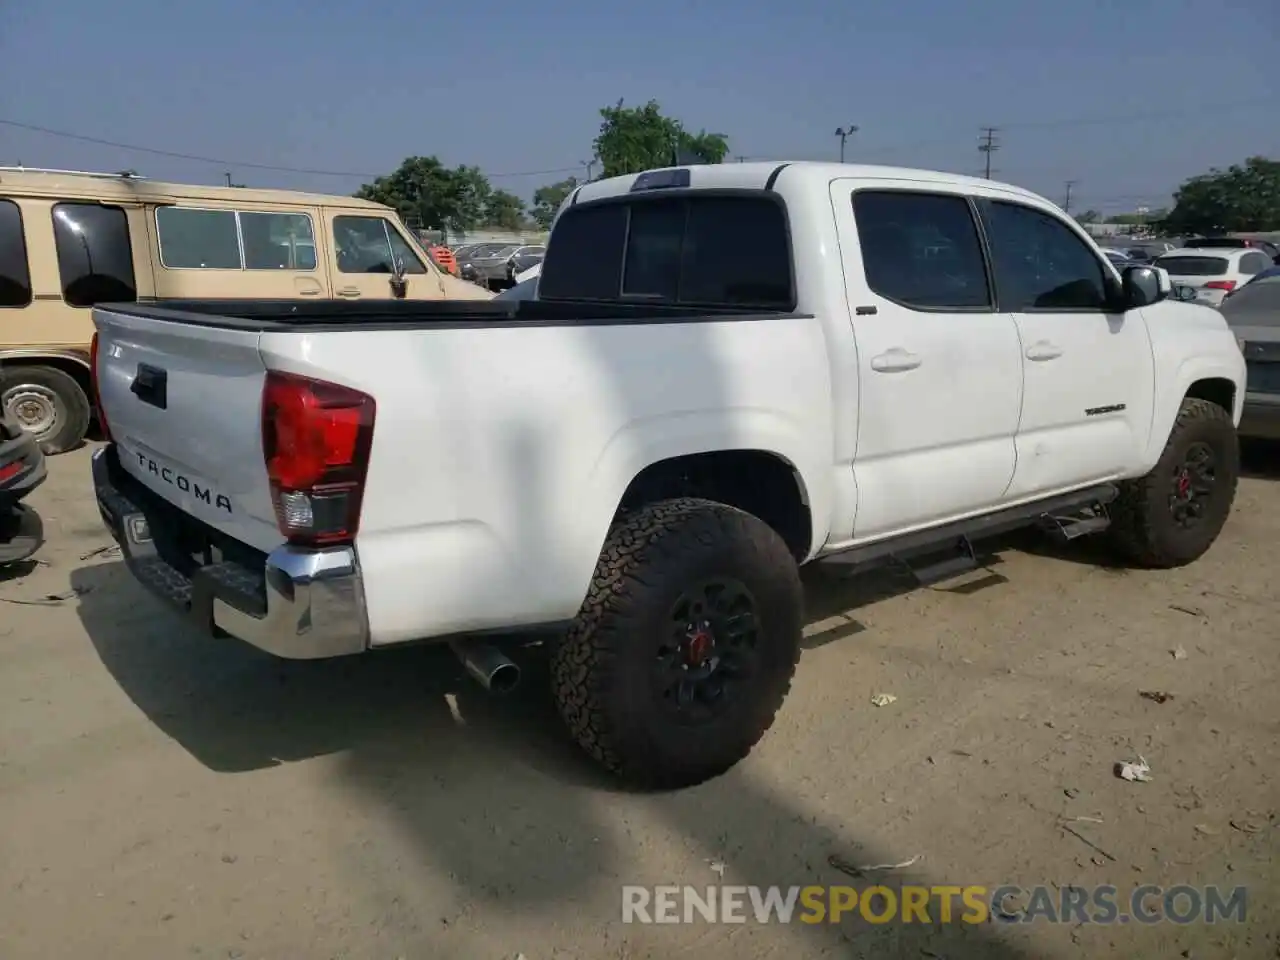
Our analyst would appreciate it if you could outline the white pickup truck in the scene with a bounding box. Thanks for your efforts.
[89,161,1246,788]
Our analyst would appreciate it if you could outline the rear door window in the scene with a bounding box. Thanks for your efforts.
[539,194,793,308]
[239,211,317,270]
[852,190,992,310]
[52,202,138,307]
[0,199,31,308]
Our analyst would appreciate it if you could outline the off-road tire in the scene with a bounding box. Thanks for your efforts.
[550,498,803,789]
[0,365,91,455]
[1108,398,1238,568]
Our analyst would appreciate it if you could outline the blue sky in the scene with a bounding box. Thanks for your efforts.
[2,0,1276,213]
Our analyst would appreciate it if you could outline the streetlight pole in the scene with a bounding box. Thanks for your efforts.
[834,125,858,163]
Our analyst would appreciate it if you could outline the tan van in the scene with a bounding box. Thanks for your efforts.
[0,167,492,453]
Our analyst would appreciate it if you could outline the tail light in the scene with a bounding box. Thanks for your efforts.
[1204,280,1237,292]
[89,331,112,442]
[261,370,375,547]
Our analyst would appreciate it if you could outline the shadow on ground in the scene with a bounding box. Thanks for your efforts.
[72,560,1038,958]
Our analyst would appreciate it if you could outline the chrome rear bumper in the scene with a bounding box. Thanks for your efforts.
[91,444,369,659]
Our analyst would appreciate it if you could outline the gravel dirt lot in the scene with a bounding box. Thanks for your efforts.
[1,443,1277,959]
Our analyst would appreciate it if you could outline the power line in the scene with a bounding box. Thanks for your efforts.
[0,118,582,181]
[978,127,1000,180]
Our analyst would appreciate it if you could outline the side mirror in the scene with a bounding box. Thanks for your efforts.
[1121,265,1165,307]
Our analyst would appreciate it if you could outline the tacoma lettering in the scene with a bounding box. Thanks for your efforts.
[135,452,232,514]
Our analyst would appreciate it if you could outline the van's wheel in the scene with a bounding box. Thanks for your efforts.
[551,498,803,789]
[0,365,91,455]
[1107,398,1239,568]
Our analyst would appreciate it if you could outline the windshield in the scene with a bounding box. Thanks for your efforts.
[464,243,505,258]
[1155,255,1229,276]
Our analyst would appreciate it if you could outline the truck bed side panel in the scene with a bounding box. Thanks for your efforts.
[258,314,833,645]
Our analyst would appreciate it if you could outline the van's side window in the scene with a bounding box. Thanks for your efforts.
[333,216,428,274]
[156,208,319,271]
[51,203,137,307]
[0,200,32,308]
[852,191,992,310]
[980,200,1109,311]
[240,212,317,270]
[155,208,241,269]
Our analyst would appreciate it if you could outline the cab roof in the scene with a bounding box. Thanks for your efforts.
[571,160,1048,207]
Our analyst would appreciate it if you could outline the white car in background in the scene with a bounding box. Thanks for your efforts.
[1153,247,1273,308]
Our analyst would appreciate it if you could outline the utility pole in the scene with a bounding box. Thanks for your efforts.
[734,155,747,163]
[978,127,1000,179]
[582,159,596,181]
[834,125,858,163]
[1064,180,1077,214]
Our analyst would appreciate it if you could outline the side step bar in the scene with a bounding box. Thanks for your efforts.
[820,483,1118,585]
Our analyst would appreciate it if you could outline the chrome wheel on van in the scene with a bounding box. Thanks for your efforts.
[2,382,60,437]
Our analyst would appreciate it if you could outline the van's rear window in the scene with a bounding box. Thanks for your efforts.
[538,194,795,310]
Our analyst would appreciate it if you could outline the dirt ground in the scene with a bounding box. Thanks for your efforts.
[0,443,1276,960]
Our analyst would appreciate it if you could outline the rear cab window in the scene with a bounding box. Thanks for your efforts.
[538,192,794,309]
[0,199,31,308]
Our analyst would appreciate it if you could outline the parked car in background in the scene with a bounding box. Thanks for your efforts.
[493,276,539,300]
[1152,247,1274,307]
[1181,236,1280,264]
[1099,248,1135,270]
[1123,241,1177,264]
[1219,271,1280,439]
[0,166,491,453]
[506,245,546,285]
[458,243,546,290]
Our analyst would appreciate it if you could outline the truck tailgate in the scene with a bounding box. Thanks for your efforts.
[93,307,283,553]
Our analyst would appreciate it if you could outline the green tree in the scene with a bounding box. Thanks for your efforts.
[530,177,579,229]
[355,156,491,233]
[482,188,526,230]
[1073,209,1101,225]
[592,99,729,178]
[1162,157,1280,235]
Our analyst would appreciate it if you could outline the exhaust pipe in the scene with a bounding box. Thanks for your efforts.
[451,641,521,695]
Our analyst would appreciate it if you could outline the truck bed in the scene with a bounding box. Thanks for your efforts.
[108,298,792,332]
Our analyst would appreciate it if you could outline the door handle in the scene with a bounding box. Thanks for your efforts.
[1025,341,1063,362]
[870,348,922,373]
[336,286,361,298]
